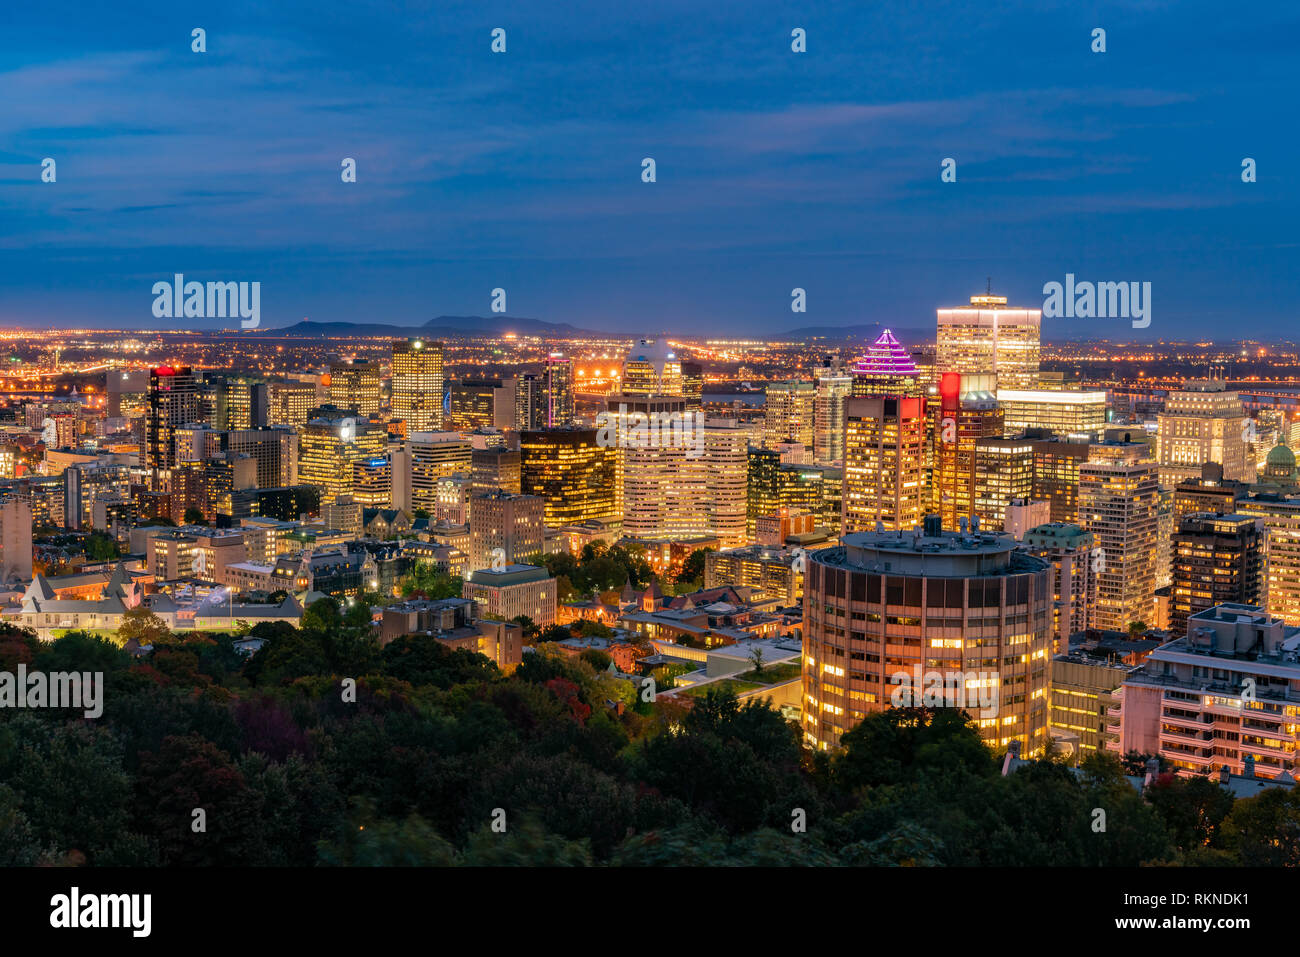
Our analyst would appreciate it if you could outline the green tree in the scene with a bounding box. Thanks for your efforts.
[83,531,120,562]
[676,547,713,587]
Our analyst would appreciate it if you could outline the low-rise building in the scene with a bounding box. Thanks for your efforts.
[462,563,557,627]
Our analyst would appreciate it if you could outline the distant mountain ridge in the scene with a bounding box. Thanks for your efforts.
[257,315,599,338]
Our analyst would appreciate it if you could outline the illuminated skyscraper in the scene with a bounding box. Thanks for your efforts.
[351,456,392,507]
[932,372,1003,531]
[1238,490,1300,626]
[849,329,923,397]
[469,490,545,571]
[268,380,318,427]
[407,431,473,514]
[448,378,516,431]
[973,436,1034,531]
[1030,433,1095,523]
[298,411,387,505]
[997,389,1107,437]
[1078,442,1160,632]
[516,374,546,431]
[763,381,815,449]
[520,428,619,526]
[1169,513,1265,637]
[146,366,201,471]
[328,359,383,418]
[621,339,682,396]
[1155,379,1251,487]
[813,363,852,465]
[544,353,575,427]
[842,395,927,533]
[936,294,1041,389]
[391,339,445,431]
[802,524,1052,753]
[680,362,704,414]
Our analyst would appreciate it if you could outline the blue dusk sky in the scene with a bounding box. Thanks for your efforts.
[0,0,1296,339]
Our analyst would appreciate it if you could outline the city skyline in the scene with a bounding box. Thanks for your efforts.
[2,0,1297,336]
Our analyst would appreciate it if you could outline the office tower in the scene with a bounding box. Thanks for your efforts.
[1169,513,1265,637]
[544,353,575,427]
[1238,492,1300,626]
[390,339,445,432]
[1078,442,1160,631]
[802,522,1052,753]
[763,381,815,449]
[222,427,298,489]
[146,366,201,471]
[997,388,1107,437]
[328,359,382,417]
[1119,604,1300,778]
[469,491,545,570]
[408,432,473,514]
[297,411,387,505]
[1004,498,1051,541]
[448,378,516,431]
[610,395,691,541]
[107,369,149,419]
[849,329,923,397]
[471,446,522,494]
[1019,523,1096,652]
[842,395,927,533]
[1029,433,1094,523]
[932,373,1003,531]
[62,466,82,531]
[351,457,392,508]
[813,365,852,465]
[0,497,33,580]
[1155,378,1251,487]
[268,380,318,427]
[747,448,782,541]
[621,339,683,396]
[779,463,841,532]
[516,373,546,431]
[203,375,268,430]
[696,418,749,549]
[1173,462,1248,528]
[520,428,619,526]
[936,293,1041,389]
[175,425,299,491]
[973,436,1034,531]
[680,362,704,414]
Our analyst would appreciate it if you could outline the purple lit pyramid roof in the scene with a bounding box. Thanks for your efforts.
[850,329,918,375]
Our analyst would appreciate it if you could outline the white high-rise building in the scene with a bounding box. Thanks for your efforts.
[813,366,852,465]
[1156,378,1251,487]
[1079,442,1160,631]
[937,293,1041,389]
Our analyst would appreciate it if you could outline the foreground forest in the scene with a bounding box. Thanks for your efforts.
[0,600,1296,867]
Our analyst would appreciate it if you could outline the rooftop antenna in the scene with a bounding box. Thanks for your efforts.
[986,277,992,295]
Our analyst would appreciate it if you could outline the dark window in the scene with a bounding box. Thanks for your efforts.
[905,577,922,607]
